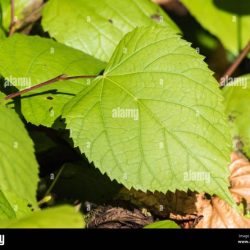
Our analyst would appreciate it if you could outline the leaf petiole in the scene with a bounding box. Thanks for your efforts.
[4,74,98,101]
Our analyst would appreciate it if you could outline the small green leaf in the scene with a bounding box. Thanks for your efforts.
[63,26,233,204]
[0,106,38,205]
[145,220,180,228]
[42,0,180,62]
[0,206,84,228]
[222,74,250,156]
[181,0,250,55]
[0,34,105,127]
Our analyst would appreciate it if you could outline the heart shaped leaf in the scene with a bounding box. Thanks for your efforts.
[63,26,233,204]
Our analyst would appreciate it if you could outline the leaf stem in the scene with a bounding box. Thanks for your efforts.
[220,40,250,87]
[45,165,66,197]
[4,74,98,100]
[9,0,16,36]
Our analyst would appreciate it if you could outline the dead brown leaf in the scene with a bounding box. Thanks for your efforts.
[116,188,197,218]
[229,152,250,203]
[195,195,250,228]
[86,206,153,229]
[196,152,250,228]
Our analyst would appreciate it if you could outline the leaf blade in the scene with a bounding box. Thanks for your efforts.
[181,0,250,55]
[145,220,180,228]
[0,106,38,205]
[63,26,233,204]
[0,34,105,127]
[223,74,250,157]
[42,0,180,62]
[0,206,84,228]
[0,190,32,221]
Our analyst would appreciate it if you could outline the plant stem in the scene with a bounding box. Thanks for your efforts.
[220,40,250,87]
[9,0,16,36]
[45,165,66,197]
[4,74,98,100]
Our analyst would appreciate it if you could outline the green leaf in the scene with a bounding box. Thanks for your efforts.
[0,34,105,127]
[0,0,9,32]
[0,0,6,37]
[222,74,250,156]
[0,106,38,204]
[145,220,180,228]
[0,28,5,39]
[0,91,5,99]
[0,206,84,228]
[63,26,233,204]
[180,0,250,55]
[42,0,180,62]
[0,190,16,220]
[0,0,43,31]
[0,190,32,220]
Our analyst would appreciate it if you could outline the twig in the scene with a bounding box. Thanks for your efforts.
[220,40,250,87]
[4,74,98,100]
[9,0,16,36]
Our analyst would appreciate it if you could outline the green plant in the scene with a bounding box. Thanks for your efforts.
[0,0,249,229]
